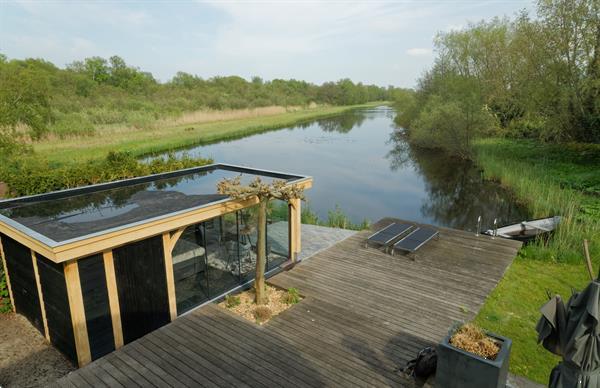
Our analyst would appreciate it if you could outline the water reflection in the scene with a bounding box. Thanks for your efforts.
[0,169,279,242]
[386,132,529,231]
[145,106,528,232]
[294,111,368,134]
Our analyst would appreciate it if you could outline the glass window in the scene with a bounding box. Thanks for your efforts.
[172,224,209,314]
[267,200,290,270]
[171,202,291,315]
[238,206,259,284]
[204,213,240,297]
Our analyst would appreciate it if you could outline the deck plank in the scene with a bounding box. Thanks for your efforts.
[58,218,521,387]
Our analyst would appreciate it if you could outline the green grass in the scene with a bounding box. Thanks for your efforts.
[473,138,600,384]
[32,103,384,166]
[474,138,599,263]
[474,258,592,383]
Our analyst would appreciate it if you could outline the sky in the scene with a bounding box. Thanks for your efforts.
[0,0,535,87]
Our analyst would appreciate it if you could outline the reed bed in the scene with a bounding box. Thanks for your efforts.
[474,139,599,263]
[473,138,599,383]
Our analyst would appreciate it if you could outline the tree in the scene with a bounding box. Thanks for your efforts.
[0,60,52,138]
[217,176,304,305]
[68,56,110,83]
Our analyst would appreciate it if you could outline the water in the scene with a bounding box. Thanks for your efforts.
[156,106,529,231]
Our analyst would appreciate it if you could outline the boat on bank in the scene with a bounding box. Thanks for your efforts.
[484,216,561,242]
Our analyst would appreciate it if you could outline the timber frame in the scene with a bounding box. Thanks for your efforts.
[0,164,311,367]
[0,163,311,263]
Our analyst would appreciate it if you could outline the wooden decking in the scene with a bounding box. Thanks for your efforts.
[57,218,522,387]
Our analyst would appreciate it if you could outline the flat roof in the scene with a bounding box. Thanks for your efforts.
[0,164,309,248]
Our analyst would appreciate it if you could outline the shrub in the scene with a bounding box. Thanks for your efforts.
[49,112,95,138]
[409,96,498,158]
[254,306,272,323]
[0,266,11,313]
[505,115,546,139]
[327,205,352,229]
[301,205,320,225]
[126,111,157,130]
[1,151,213,197]
[0,130,32,159]
[225,294,241,308]
[282,288,301,305]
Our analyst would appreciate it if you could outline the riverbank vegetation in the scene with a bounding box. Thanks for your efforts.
[392,0,599,262]
[0,56,386,312]
[473,138,599,383]
[392,0,599,383]
[395,0,599,148]
[0,53,393,144]
[0,52,393,195]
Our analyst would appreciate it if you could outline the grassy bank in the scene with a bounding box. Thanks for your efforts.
[474,138,599,263]
[1,103,383,197]
[473,138,600,384]
[32,103,384,165]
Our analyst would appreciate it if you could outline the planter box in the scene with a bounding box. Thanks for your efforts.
[436,332,511,388]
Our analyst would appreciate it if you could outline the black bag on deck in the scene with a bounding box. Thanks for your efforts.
[401,346,437,379]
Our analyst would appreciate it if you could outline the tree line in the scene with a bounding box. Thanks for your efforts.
[394,0,600,157]
[0,53,395,143]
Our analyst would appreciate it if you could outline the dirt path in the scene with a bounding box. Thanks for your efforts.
[0,313,74,387]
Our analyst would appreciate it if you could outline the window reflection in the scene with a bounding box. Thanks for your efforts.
[267,200,290,270]
[172,225,208,314]
[204,213,239,297]
[172,204,291,315]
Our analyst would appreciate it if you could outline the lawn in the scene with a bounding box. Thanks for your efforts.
[473,138,600,384]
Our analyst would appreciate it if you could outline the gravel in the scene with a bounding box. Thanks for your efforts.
[0,313,74,387]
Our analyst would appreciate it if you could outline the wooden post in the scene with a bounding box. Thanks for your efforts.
[162,233,178,321]
[255,201,268,304]
[0,236,15,312]
[103,250,124,349]
[584,239,594,280]
[289,198,302,261]
[64,260,91,367]
[31,251,50,341]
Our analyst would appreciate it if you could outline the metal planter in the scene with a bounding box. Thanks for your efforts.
[436,332,511,388]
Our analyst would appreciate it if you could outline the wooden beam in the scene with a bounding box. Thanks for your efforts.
[0,236,15,312]
[53,196,264,262]
[162,233,177,321]
[0,223,56,260]
[0,177,313,264]
[64,260,91,367]
[289,198,302,260]
[31,251,50,341]
[169,227,186,252]
[103,250,123,349]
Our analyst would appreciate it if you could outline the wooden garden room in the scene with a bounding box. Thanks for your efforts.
[0,164,311,368]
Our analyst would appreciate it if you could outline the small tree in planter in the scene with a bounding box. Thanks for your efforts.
[217,176,304,305]
[436,323,512,388]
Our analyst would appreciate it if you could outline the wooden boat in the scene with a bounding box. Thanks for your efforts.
[484,216,561,242]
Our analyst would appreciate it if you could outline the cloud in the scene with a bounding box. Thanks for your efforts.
[13,0,151,27]
[206,2,439,57]
[406,48,432,57]
[3,0,535,86]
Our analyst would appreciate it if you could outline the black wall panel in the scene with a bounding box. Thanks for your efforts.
[1,234,44,334]
[78,254,115,360]
[36,254,77,363]
[113,236,170,344]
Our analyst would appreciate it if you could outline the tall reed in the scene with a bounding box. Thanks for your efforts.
[474,139,599,263]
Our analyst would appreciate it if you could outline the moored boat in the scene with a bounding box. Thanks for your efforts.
[484,216,561,242]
